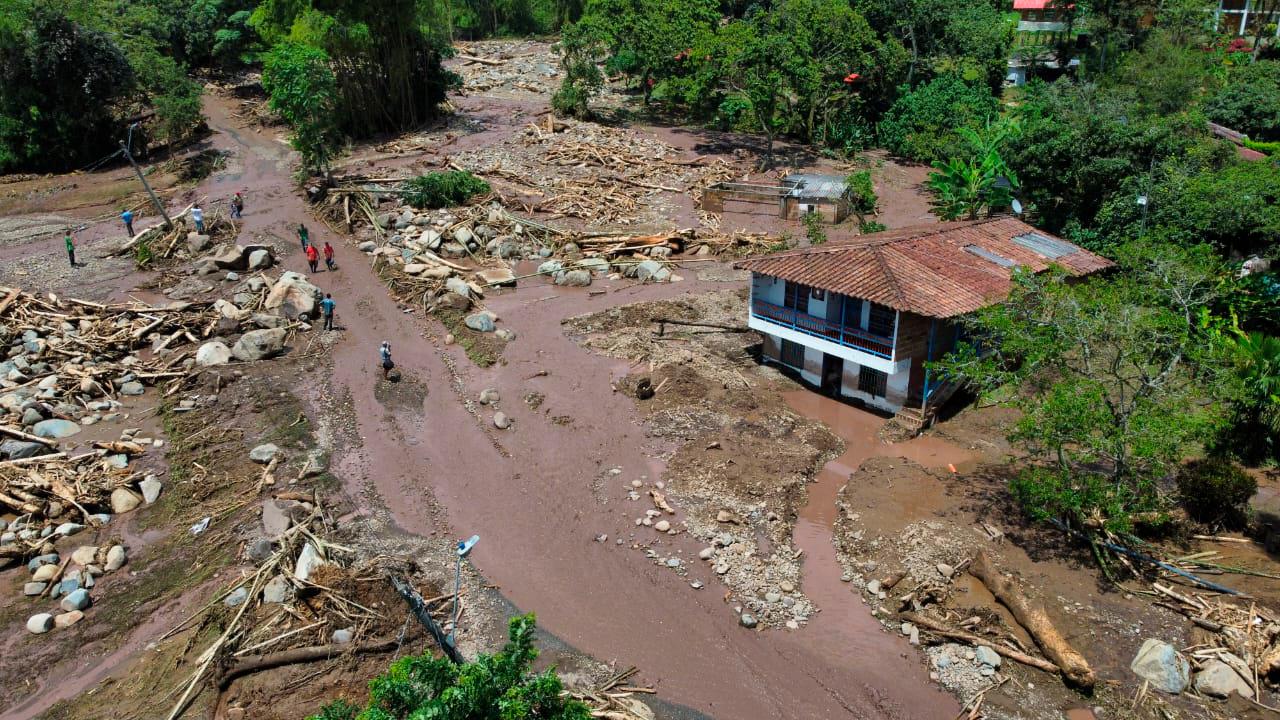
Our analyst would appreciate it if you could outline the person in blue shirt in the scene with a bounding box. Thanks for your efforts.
[121,209,134,237]
[320,293,336,331]
[379,341,393,378]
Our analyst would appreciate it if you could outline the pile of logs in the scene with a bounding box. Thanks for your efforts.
[450,117,737,224]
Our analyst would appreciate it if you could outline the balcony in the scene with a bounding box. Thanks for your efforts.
[750,299,894,359]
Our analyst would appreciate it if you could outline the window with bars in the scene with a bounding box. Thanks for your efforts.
[784,282,810,313]
[781,339,805,369]
[868,303,896,338]
[858,365,887,397]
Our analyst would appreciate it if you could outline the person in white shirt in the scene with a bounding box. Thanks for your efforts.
[192,205,205,233]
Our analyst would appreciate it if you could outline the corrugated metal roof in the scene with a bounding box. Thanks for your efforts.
[783,174,847,201]
[734,218,1113,318]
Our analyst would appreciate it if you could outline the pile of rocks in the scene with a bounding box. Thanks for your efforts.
[926,643,1005,703]
[1130,639,1255,700]
[451,40,563,97]
[24,542,127,634]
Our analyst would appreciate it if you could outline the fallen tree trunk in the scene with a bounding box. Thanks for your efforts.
[901,612,1061,676]
[218,637,397,689]
[969,551,1096,689]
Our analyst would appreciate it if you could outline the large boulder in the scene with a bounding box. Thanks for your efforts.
[32,419,80,439]
[555,270,592,287]
[195,341,232,366]
[464,313,495,332]
[187,233,213,254]
[264,272,321,319]
[576,257,610,273]
[232,328,287,362]
[445,277,471,298]
[247,249,273,270]
[0,440,46,460]
[634,260,671,283]
[437,292,471,312]
[1131,639,1190,694]
[211,245,250,271]
[1193,658,1253,698]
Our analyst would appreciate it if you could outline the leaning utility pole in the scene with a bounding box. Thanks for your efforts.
[122,123,172,230]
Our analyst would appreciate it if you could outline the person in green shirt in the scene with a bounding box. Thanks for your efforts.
[65,228,76,267]
[297,223,310,250]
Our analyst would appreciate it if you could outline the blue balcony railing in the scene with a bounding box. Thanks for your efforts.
[751,299,894,359]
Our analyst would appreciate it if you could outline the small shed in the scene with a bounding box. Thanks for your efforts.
[701,173,851,224]
[781,174,850,223]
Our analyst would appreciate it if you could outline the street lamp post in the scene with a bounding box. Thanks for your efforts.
[450,535,480,646]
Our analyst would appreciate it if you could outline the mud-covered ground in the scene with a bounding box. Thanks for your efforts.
[6,36,1280,720]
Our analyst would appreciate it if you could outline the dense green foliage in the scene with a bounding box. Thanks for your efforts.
[926,122,1018,220]
[936,243,1231,534]
[309,614,590,720]
[401,171,492,209]
[844,170,877,221]
[879,76,999,162]
[1204,60,1280,142]
[0,7,134,171]
[1177,457,1257,528]
[855,0,1017,92]
[251,1,455,140]
[261,43,341,173]
[1215,332,1280,464]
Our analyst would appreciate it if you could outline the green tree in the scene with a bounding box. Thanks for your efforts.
[1204,60,1280,142]
[261,42,342,173]
[855,0,1015,91]
[309,614,591,720]
[251,0,455,139]
[1093,147,1280,258]
[570,0,719,104]
[926,122,1018,220]
[1216,332,1280,464]
[845,169,877,222]
[0,6,134,171]
[552,19,606,117]
[1003,80,1209,232]
[877,75,997,162]
[936,242,1230,534]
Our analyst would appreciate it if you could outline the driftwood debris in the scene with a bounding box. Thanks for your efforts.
[901,612,1062,676]
[969,551,1096,689]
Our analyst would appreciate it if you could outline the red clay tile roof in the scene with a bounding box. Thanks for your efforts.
[734,218,1113,319]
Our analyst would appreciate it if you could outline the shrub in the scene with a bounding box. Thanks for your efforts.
[1177,457,1256,528]
[859,220,887,234]
[802,210,826,245]
[844,170,876,219]
[308,614,590,720]
[400,171,491,209]
[877,75,998,162]
[1204,60,1280,142]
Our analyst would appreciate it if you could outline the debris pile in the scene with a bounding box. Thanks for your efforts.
[451,40,563,97]
[451,118,735,225]
[162,495,402,718]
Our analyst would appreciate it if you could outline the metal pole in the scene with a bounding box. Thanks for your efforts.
[122,124,172,230]
[450,553,462,644]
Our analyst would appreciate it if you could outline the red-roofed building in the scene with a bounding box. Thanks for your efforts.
[734,218,1111,424]
[1014,0,1071,31]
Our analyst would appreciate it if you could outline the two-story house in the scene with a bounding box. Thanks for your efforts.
[735,218,1112,427]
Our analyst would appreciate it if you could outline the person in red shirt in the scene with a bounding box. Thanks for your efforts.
[305,243,319,273]
[323,241,336,271]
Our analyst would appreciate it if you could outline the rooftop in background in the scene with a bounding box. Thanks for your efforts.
[734,217,1113,319]
[1013,0,1071,9]
[782,174,848,201]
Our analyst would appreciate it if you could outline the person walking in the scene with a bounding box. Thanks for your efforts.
[305,242,319,273]
[320,293,336,331]
[297,223,310,251]
[379,341,394,379]
[230,192,244,219]
[121,209,135,237]
[65,228,77,268]
[323,241,336,271]
[192,204,205,234]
